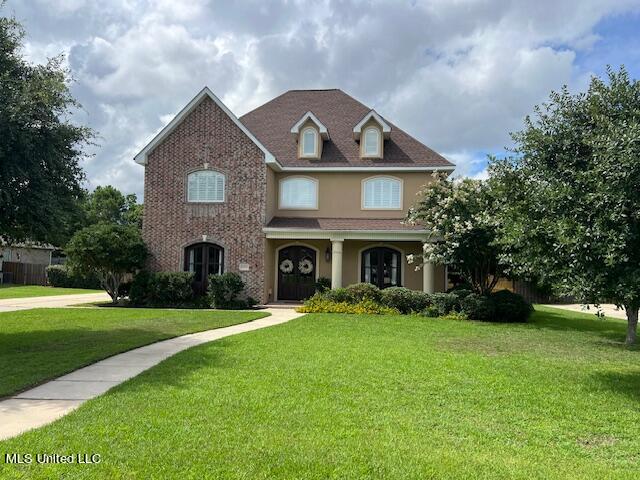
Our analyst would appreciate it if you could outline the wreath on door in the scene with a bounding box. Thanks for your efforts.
[298,258,314,275]
[279,259,294,274]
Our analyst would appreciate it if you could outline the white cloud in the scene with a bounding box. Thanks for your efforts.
[8,0,640,197]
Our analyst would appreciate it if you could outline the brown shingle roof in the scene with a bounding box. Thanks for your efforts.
[240,89,453,168]
[265,217,425,232]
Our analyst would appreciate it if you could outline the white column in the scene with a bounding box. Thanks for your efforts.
[423,260,435,294]
[331,240,343,289]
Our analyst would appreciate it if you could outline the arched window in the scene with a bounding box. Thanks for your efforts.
[279,176,318,209]
[362,176,402,209]
[361,247,401,289]
[363,127,380,156]
[187,170,225,203]
[301,127,318,157]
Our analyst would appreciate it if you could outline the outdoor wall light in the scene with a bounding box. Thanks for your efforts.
[325,247,331,262]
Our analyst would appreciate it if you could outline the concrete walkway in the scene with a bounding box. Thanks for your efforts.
[0,292,111,312]
[0,307,303,440]
[541,303,627,320]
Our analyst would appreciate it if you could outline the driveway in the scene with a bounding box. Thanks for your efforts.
[0,292,111,312]
[541,303,627,320]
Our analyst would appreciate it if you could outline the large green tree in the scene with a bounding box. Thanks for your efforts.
[491,66,640,344]
[0,8,91,246]
[406,173,504,295]
[85,185,143,229]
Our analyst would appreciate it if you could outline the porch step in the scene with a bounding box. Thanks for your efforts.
[262,302,302,310]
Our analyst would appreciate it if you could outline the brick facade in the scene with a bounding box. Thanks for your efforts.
[142,97,267,301]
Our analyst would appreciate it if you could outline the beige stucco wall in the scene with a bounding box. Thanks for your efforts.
[264,238,446,301]
[268,171,433,219]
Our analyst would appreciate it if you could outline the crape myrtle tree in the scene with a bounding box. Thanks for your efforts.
[406,172,505,295]
[490,66,640,344]
[66,223,147,303]
[0,8,91,246]
[85,185,143,229]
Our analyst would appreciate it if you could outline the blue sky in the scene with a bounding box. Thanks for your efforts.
[6,0,640,195]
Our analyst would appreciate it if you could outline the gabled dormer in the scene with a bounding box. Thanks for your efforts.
[353,110,391,159]
[291,111,329,160]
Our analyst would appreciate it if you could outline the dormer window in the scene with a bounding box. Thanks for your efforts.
[302,127,318,157]
[291,111,329,160]
[353,110,391,159]
[363,127,380,157]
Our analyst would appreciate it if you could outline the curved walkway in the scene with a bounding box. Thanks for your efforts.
[0,307,303,441]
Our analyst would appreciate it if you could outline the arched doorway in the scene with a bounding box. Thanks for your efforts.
[277,245,316,301]
[361,247,401,289]
[184,243,224,294]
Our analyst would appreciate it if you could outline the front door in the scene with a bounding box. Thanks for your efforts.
[277,246,316,301]
[184,243,224,294]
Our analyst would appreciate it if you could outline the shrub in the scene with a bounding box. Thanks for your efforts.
[430,292,460,316]
[460,293,496,321]
[129,270,151,306]
[208,272,249,309]
[323,287,352,303]
[297,294,399,315]
[146,272,195,307]
[345,283,382,303]
[491,289,532,323]
[422,305,440,318]
[46,265,101,289]
[449,288,474,303]
[314,277,331,293]
[380,287,431,314]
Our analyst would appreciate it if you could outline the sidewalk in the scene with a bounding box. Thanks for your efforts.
[0,292,111,312]
[0,307,303,440]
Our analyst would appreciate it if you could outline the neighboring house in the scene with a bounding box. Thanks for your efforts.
[0,240,55,265]
[135,88,455,303]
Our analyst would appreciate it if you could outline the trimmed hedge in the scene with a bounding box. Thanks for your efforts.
[208,272,256,309]
[129,271,195,307]
[380,287,431,314]
[46,265,101,290]
[301,282,532,323]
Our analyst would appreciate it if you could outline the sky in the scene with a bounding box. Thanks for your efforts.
[6,0,640,198]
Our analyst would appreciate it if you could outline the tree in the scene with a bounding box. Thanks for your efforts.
[0,8,92,246]
[406,172,504,295]
[85,185,142,228]
[490,66,640,344]
[65,223,147,302]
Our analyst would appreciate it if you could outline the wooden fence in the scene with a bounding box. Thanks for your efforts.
[1,261,48,286]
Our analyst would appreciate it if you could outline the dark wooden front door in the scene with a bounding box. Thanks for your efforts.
[184,243,224,294]
[361,247,401,289]
[277,246,316,301]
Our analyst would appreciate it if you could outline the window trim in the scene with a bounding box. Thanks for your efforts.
[186,169,226,204]
[300,126,319,158]
[361,175,403,210]
[363,126,381,157]
[278,175,319,210]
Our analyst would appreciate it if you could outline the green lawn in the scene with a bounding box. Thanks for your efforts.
[0,285,103,299]
[0,308,267,397]
[1,306,639,479]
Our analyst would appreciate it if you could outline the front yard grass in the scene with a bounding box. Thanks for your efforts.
[0,285,103,299]
[0,308,267,397]
[1,306,639,478]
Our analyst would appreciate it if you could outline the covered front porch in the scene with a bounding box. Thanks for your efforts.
[263,218,445,302]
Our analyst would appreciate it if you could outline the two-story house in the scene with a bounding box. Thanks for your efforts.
[134,88,455,303]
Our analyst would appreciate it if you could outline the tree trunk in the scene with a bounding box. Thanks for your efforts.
[625,306,638,346]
